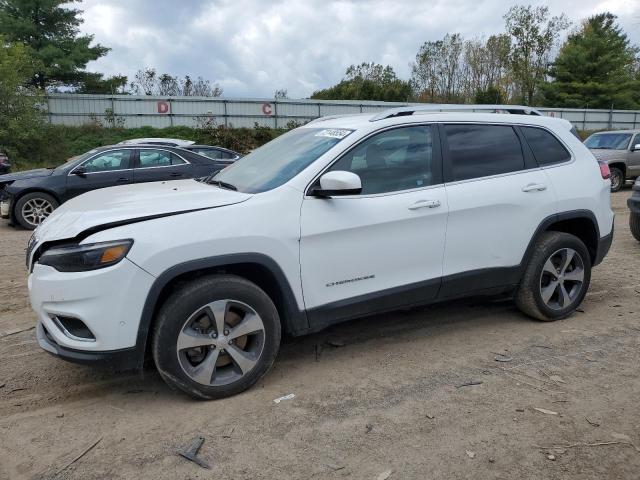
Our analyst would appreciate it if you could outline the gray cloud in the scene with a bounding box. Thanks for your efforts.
[78,0,640,98]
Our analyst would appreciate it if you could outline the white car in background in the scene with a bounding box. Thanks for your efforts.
[117,138,195,146]
[26,105,614,399]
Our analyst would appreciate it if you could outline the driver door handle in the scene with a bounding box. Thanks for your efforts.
[522,183,547,192]
[116,177,130,183]
[408,199,441,210]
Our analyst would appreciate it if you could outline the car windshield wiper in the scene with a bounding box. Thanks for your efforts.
[208,179,237,191]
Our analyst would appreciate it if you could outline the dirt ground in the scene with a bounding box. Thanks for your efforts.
[1,191,639,480]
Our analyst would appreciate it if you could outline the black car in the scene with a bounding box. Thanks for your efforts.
[629,178,640,242]
[0,145,233,230]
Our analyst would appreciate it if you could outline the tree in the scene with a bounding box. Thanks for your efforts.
[311,62,412,102]
[75,73,128,94]
[503,5,569,105]
[0,36,44,165]
[0,0,109,89]
[542,13,640,109]
[410,34,467,103]
[130,68,223,97]
[274,88,288,99]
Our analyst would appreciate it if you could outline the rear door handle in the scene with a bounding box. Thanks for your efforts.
[408,199,441,210]
[522,183,547,192]
[169,172,182,177]
[116,177,130,183]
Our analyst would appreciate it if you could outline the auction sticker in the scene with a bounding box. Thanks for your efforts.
[315,129,353,139]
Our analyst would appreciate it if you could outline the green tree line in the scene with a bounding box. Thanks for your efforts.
[312,6,640,109]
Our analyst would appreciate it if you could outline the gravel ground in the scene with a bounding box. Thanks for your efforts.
[1,191,639,480]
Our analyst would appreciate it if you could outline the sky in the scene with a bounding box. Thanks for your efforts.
[77,0,640,99]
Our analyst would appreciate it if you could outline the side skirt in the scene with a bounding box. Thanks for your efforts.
[304,267,520,334]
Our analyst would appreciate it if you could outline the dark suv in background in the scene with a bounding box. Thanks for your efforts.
[0,144,234,229]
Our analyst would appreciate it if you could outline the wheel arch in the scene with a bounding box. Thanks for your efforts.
[521,211,601,274]
[608,162,626,176]
[136,253,307,366]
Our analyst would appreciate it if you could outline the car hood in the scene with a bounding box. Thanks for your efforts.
[35,179,252,241]
[0,168,53,183]
[589,149,627,162]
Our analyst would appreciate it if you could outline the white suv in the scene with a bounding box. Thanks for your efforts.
[27,106,614,399]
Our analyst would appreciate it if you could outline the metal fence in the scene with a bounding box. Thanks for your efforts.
[45,94,640,131]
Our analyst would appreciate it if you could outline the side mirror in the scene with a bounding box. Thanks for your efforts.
[312,171,362,197]
[633,144,640,152]
[72,166,87,177]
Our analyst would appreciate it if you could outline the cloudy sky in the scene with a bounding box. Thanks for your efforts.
[77,0,640,98]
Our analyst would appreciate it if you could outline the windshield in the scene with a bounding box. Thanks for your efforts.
[54,149,100,170]
[584,133,632,150]
[212,128,353,193]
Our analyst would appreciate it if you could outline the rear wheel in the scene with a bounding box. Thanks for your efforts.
[630,212,640,242]
[14,192,58,230]
[152,275,281,399]
[515,232,591,321]
[609,167,624,192]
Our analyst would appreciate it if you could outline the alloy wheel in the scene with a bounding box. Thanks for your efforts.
[176,299,265,386]
[539,248,585,310]
[21,198,54,227]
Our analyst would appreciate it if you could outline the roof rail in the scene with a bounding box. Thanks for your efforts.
[369,104,543,122]
[306,113,368,125]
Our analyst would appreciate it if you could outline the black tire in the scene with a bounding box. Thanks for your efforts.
[152,274,281,399]
[515,232,591,321]
[14,192,59,230]
[609,167,624,192]
[631,212,640,242]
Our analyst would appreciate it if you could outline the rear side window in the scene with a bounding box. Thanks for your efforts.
[444,125,525,181]
[521,127,571,165]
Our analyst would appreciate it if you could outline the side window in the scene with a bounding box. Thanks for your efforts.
[194,148,222,160]
[444,124,525,181]
[633,135,640,151]
[138,150,186,168]
[521,127,571,165]
[220,150,236,160]
[328,126,436,195]
[81,150,132,173]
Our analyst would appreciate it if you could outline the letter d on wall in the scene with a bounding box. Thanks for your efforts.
[157,101,170,114]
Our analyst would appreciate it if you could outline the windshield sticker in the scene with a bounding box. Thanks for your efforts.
[315,129,352,139]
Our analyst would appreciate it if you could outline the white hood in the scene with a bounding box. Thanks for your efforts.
[35,179,252,241]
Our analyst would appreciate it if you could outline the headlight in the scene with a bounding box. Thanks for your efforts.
[39,239,133,272]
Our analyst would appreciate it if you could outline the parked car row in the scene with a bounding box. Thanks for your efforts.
[26,106,615,399]
[0,141,241,229]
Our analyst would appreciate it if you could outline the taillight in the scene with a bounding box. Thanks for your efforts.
[598,161,611,180]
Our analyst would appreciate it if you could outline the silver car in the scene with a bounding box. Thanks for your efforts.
[584,130,640,192]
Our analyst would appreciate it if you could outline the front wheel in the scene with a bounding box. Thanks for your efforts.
[152,274,281,399]
[515,232,591,321]
[14,192,59,230]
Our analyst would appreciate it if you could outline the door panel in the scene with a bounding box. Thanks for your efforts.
[300,188,448,311]
[628,134,640,176]
[300,125,447,315]
[65,149,133,200]
[440,123,558,293]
